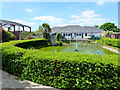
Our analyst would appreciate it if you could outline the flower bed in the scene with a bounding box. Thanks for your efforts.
[1,39,120,89]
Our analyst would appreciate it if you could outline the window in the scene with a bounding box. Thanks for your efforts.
[68,34,70,36]
[76,34,78,36]
[85,33,87,36]
[63,33,65,36]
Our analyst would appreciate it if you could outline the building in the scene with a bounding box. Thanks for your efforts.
[0,19,31,39]
[52,25,105,40]
[106,32,120,39]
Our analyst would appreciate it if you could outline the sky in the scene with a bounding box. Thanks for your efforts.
[1,1,119,31]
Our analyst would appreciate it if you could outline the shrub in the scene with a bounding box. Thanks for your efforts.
[56,33,70,44]
[1,39,120,89]
[97,38,120,48]
[2,29,16,42]
[15,39,50,49]
[56,41,63,46]
[19,31,35,40]
[8,31,16,40]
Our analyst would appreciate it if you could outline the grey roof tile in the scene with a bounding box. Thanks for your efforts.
[52,25,104,33]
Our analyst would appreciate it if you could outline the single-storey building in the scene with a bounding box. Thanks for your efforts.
[106,32,120,39]
[52,25,105,40]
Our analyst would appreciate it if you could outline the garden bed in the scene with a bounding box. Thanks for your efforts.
[1,39,120,89]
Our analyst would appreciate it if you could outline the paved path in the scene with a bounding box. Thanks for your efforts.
[1,70,59,89]
[102,46,120,54]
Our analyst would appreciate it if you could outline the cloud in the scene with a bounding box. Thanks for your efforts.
[69,10,108,26]
[81,10,101,18]
[10,20,36,25]
[96,0,105,5]
[25,9,33,12]
[31,16,64,23]
[70,15,80,18]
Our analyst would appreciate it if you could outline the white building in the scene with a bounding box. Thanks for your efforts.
[52,25,105,40]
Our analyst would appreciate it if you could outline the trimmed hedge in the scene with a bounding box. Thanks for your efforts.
[15,39,50,49]
[2,29,16,42]
[1,39,120,89]
[97,38,120,48]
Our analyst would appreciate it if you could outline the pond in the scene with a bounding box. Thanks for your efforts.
[39,42,118,55]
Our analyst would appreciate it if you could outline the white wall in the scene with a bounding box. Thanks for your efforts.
[62,32,102,39]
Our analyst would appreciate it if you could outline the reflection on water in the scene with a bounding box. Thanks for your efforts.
[39,42,117,55]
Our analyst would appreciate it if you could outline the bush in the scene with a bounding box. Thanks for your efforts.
[8,31,16,40]
[56,41,63,46]
[15,39,50,49]
[1,39,120,89]
[19,31,35,40]
[2,29,16,42]
[97,38,120,48]
[56,33,70,44]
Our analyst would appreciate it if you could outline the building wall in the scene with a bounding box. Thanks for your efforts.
[61,32,102,39]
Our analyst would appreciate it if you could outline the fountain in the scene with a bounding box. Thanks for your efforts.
[74,35,79,51]
[74,44,79,51]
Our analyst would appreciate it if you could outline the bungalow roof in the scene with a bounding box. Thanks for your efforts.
[52,25,105,33]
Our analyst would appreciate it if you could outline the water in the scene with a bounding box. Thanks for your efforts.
[39,42,118,55]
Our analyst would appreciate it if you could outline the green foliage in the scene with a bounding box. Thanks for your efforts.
[100,22,120,32]
[7,31,16,40]
[43,33,50,39]
[56,33,62,41]
[2,29,16,42]
[97,38,120,48]
[19,31,35,40]
[1,39,120,89]
[56,33,69,44]
[38,23,51,39]
[42,23,51,32]
[16,39,50,49]
[94,25,99,28]
[56,41,63,46]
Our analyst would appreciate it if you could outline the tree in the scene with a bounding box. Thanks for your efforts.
[100,22,120,32]
[38,25,44,33]
[42,23,51,32]
[95,25,99,28]
[38,23,51,39]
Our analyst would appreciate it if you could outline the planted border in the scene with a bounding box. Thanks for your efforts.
[1,39,120,89]
[97,38,120,48]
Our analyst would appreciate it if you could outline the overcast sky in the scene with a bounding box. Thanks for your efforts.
[1,1,118,31]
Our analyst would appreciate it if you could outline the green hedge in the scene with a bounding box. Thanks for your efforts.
[1,39,120,89]
[97,38,120,48]
[15,39,50,49]
[2,29,16,42]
